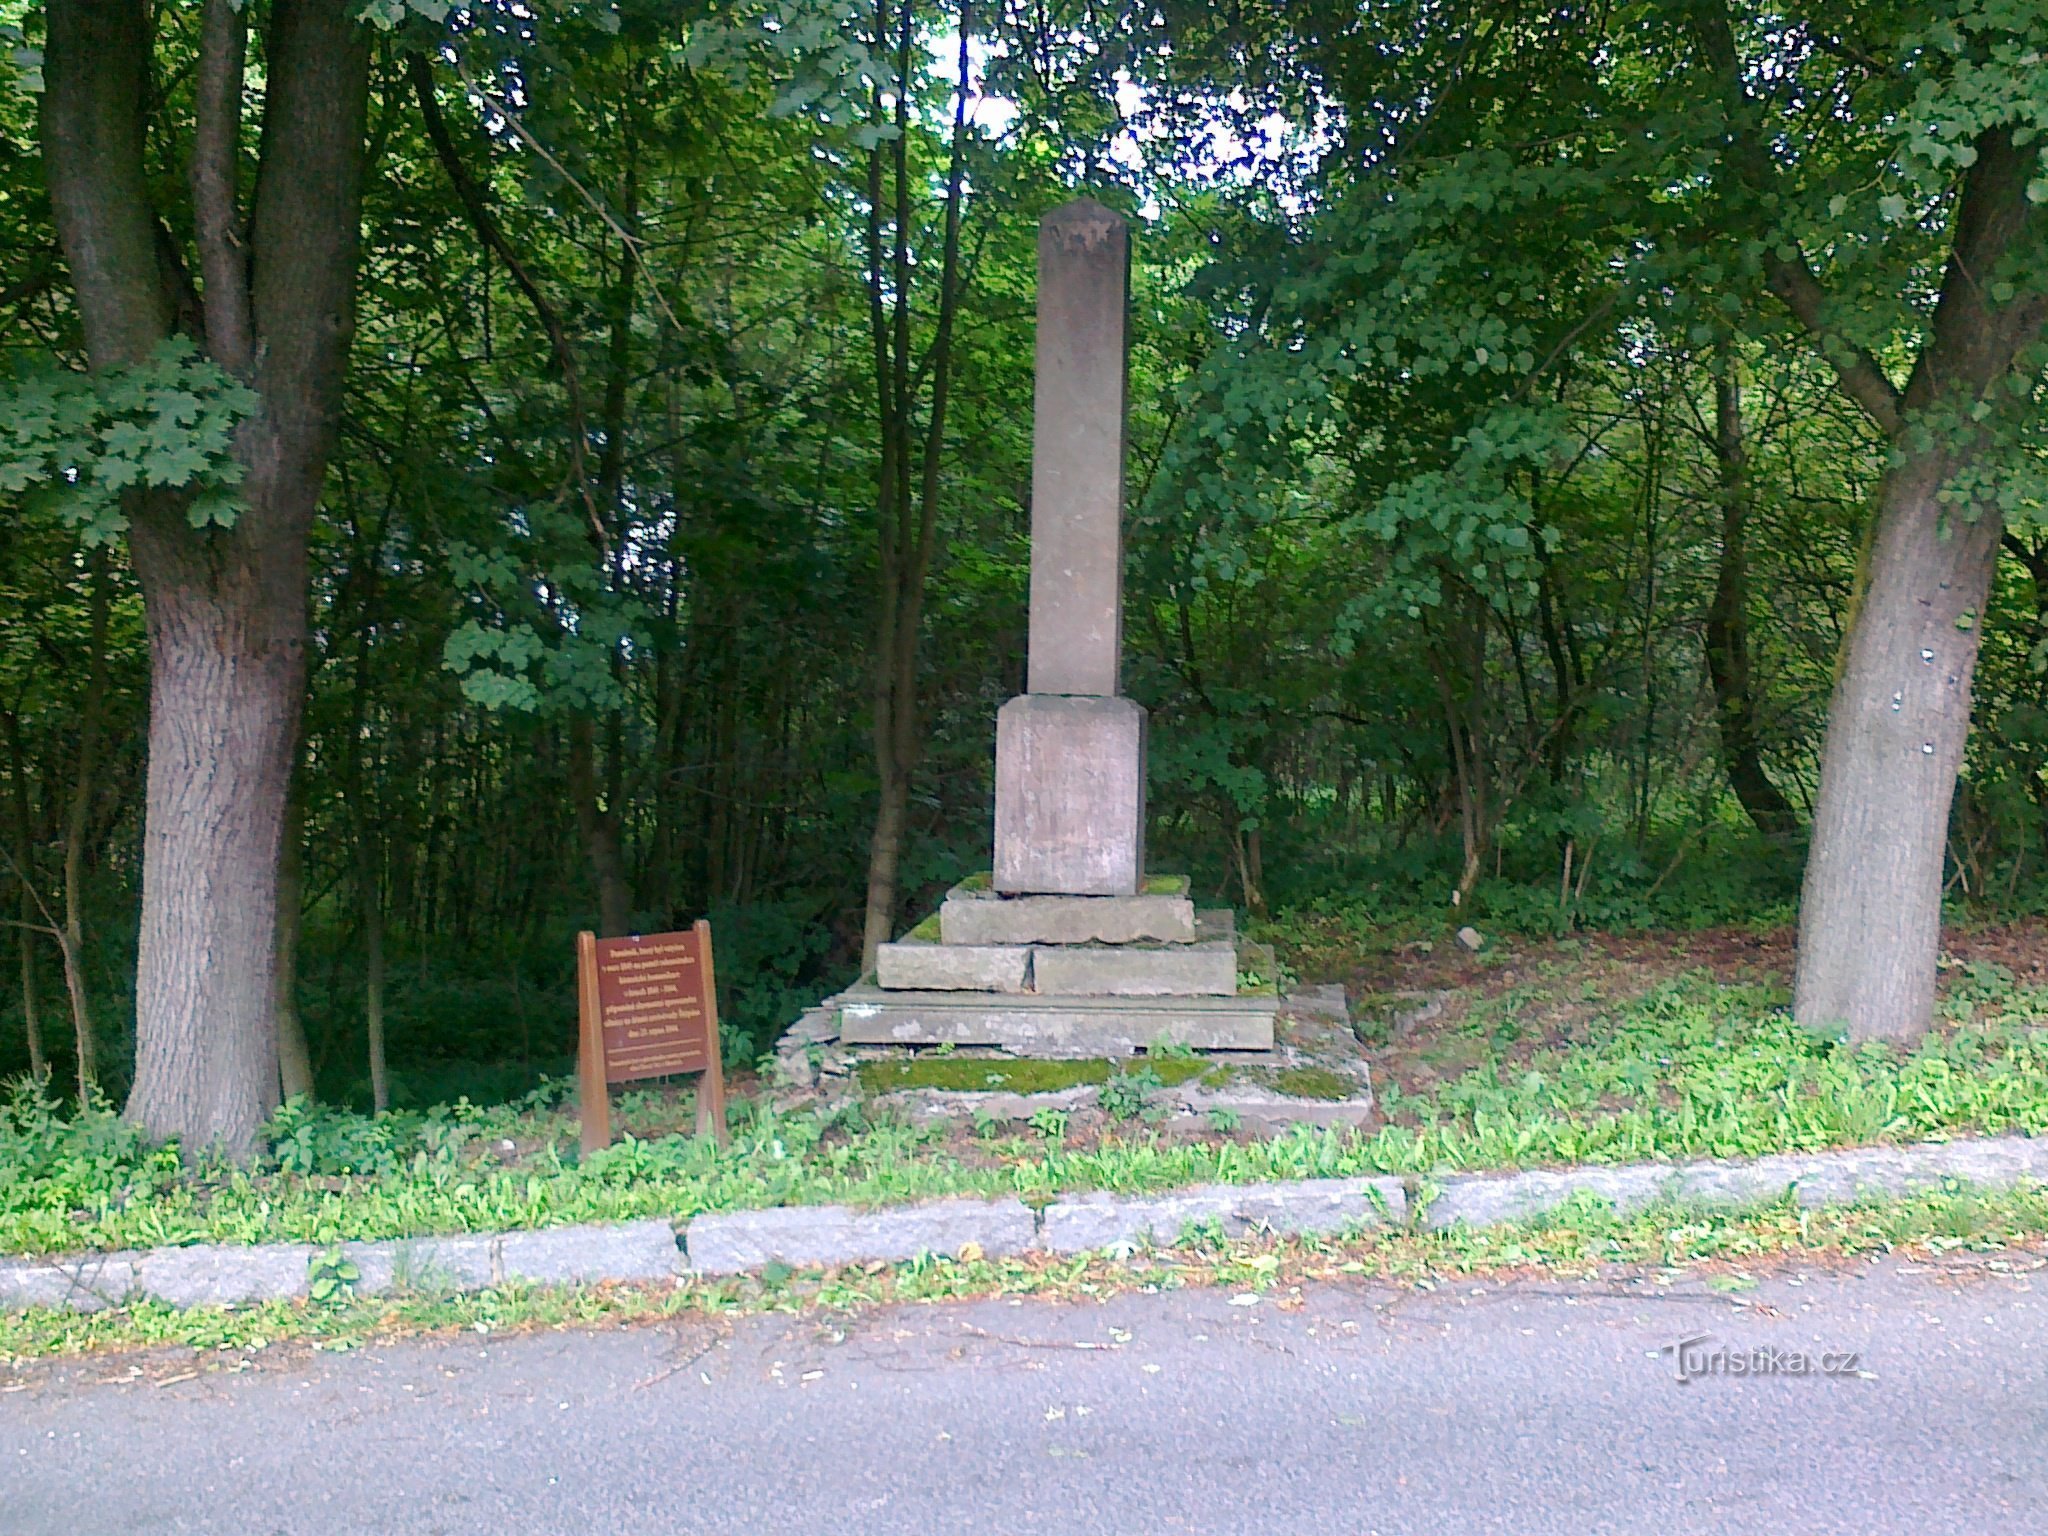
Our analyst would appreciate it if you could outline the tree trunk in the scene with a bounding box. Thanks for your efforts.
[124,545,305,1148]
[570,717,632,937]
[41,0,372,1157]
[361,843,388,1113]
[1793,458,2003,1037]
[60,551,110,1095]
[3,712,46,1080]
[1704,349,1796,836]
[274,778,313,1101]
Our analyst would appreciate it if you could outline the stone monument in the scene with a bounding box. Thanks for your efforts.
[824,198,1277,1057]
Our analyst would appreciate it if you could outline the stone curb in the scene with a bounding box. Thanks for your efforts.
[7,1136,2048,1313]
[1040,1177,1406,1254]
[683,1197,1036,1276]
[1421,1133,2048,1231]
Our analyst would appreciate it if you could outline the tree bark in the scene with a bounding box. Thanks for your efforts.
[59,552,110,1095]
[42,0,372,1156]
[1793,457,2005,1036]
[3,712,46,1080]
[274,778,313,1101]
[1704,347,1796,837]
[570,717,632,937]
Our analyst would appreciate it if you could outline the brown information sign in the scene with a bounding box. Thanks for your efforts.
[577,920,727,1153]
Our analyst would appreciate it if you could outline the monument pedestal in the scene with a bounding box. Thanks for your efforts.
[993,695,1146,896]
[847,877,1278,1056]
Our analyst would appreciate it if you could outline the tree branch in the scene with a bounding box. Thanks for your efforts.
[191,0,254,372]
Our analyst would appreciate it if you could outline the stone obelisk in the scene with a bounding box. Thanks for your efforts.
[993,199,1146,897]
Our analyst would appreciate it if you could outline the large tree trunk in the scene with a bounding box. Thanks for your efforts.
[41,0,371,1157]
[1790,131,2046,1041]
[1793,458,2003,1036]
[1704,350,1795,837]
[124,530,308,1146]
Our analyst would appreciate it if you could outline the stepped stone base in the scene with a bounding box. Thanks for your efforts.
[836,986,1276,1056]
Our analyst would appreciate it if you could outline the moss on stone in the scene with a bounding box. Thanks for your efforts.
[1271,1066,1358,1101]
[1142,874,1190,895]
[955,871,993,892]
[902,912,942,943]
[858,1055,1225,1096]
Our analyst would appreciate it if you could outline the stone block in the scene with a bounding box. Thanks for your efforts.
[685,1197,1036,1276]
[0,1253,141,1312]
[137,1243,317,1308]
[876,941,1033,993]
[1031,941,1236,997]
[346,1233,499,1296]
[835,987,1276,1054]
[1028,199,1129,698]
[499,1221,680,1286]
[1039,1177,1405,1254]
[993,694,1145,896]
[940,887,1195,946]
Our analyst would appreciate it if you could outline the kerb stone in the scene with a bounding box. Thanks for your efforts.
[499,1221,680,1286]
[940,887,1194,946]
[876,941,1032,993]
[346,1232,499,1296]
[137,1243,317,1308]
[1039,1177,1406,1254]
[994,694,1145,896]
[0,1252,142,1312]
[685,1197,1035,1276]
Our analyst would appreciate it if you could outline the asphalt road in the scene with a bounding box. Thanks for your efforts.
[4,1252,2045,1534]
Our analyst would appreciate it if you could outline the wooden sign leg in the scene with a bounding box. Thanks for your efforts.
[576,930,611,1156]
[694,918,730,1145]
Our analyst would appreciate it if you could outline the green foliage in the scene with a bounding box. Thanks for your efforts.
[1096,1065,1163,1120]
[0,340,257,543]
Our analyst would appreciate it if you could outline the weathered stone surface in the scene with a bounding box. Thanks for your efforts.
[876,941,1033,993]
[994,694,1145,896]
[1280,983,1351,1022]
[940,886,1195,946]
[685,1197,1036,1276]
[1039,1177,1406,1254]
[1031,941,1236,997]
[1027,198,1128,699]
[137,1243,317,1308]
[346,1233,499,1296]
[836,987,1276,1055]
[499,1221,680,1286]
[0,1253,141,1312]
[1424,1135,2048,1230]
[1424,1165,1683,1231]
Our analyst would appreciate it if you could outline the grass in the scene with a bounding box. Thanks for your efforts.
[6,1178,2047,1364]
[6,969,2048,1260]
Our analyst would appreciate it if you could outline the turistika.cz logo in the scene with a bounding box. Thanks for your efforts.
[1660,1333,1867,1384]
